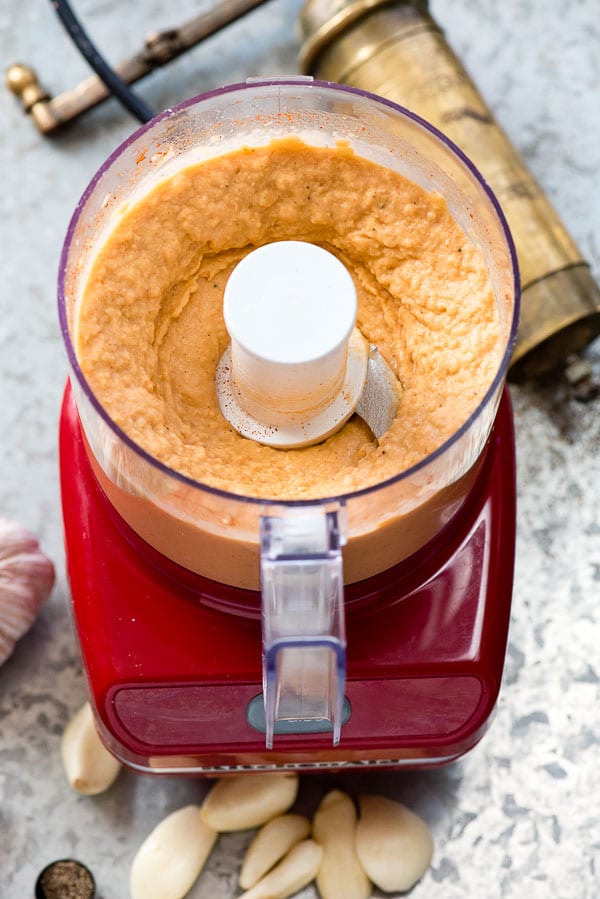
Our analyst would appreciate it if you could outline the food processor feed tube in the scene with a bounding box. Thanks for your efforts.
[59,80,519,753]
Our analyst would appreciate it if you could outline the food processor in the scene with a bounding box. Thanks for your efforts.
[58,79,519,775]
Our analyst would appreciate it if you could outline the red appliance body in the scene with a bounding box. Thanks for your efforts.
[60,382,516,775]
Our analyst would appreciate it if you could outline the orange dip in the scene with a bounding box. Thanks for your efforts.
[77,137,500,500]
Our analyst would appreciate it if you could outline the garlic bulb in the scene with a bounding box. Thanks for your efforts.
[0,517,55,665]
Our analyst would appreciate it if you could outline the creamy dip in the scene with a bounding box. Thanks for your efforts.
[77,137,500,500]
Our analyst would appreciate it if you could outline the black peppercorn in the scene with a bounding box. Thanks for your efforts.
[35,859,95,899]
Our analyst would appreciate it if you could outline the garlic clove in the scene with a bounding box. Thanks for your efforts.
[61,701,121,795]
[130,804,217,899]
[240,813,311,889]
[0,517,55,665]
[355,793,434,892]
[239,839,323,899]
[201,773,299,832]
[312,789,371,899]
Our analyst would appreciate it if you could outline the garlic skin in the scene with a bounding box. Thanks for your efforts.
[61,701,122,795]
[0,517,55,665]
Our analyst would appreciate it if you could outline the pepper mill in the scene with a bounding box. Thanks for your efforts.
[298,0,600,381]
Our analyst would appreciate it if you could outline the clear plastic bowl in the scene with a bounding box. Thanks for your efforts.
[59,79,519,592]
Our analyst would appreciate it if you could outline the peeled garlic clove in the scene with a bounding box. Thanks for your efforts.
[355,794,433,892]
[130,804,217,899]
[313,789,371,899]
[61,701,121,795]
[240,813,311,889]
[201,773,299,832]
[0,517,55,665]
[239,839,323,899]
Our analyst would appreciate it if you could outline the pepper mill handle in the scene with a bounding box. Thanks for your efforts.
[6,63,58,133]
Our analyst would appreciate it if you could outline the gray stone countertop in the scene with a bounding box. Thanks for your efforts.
[1,1,599,897]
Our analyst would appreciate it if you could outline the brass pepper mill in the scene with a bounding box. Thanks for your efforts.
[298,0,600,381]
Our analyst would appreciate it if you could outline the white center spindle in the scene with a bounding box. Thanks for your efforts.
[216,241,369,448]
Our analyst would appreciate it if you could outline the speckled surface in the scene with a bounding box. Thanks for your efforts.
[1,1,599,897]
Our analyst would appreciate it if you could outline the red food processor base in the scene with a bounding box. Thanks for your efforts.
[59,383,516,775]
